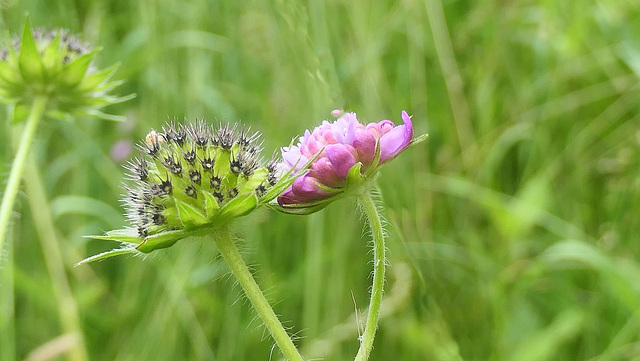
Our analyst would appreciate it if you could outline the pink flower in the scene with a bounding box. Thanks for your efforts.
[278,111,414,210]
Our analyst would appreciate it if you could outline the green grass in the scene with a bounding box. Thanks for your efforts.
[2,0,640,360]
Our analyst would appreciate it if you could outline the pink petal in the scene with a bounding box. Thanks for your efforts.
[300,129,311,144]
[303,136,323,156]
[291,175,331,200]
[379,111,414,163]
[277,187,305,206]
[379,120,395,135]
[331,124,345,143]
[325,144,357,179]
[321,129,338,144]
[343,116,358,144]
[311,157,343,187]
[365,122,382,138]
[353,130,377,169]
[281,146,304,167]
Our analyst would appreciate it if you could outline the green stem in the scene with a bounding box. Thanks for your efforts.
[0,229,15,361]
[214,229,304,361]
[354,191,386,361]
[0,95,48,255]
[24,162,88,361]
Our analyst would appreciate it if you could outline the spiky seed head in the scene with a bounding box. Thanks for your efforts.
[81,118,317,264]
[111,117,292,253]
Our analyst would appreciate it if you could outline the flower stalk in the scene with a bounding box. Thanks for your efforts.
[80,118,313,359]
[214,228,304,361]
[274,110,426,360]
[0,16,132,255]
[0,95,48,252]
[354,190,385,361]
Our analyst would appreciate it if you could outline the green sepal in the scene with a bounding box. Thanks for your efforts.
[239,176,262,194]
[176,199,209,227]
[74,244,139,266]
[85,228,142,244]
[77,62,120,92]
[259,175,294,206]
[58,49,99,87]
[46,109,74,122]
[346,162,364,183]
[42,32,62,73]
[81,107,132,122]
[214,149,231,175]
[11,102,30,124]
[68,96,121,108]
[103,92,137,105]
[271,200,329,215]
[203,190,221,218]
[94,79,125,93]
[0,59,21,86]
[5,42,19,68]
[364,140,383,178]
[136,229,186,253]
[220,193,258,219]
[18,16,45,83]
[313,178,343,194]
[162,206,181,228]
[409,133,429,147]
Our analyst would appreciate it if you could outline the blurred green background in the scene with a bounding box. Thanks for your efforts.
[1,0,640,360]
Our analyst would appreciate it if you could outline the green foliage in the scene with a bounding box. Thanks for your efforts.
[1,0,640,360]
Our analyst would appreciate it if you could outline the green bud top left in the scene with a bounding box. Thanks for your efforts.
[0,15,134,123]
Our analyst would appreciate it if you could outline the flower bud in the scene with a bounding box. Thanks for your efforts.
[276,110,425,214]
[0,16,134,123]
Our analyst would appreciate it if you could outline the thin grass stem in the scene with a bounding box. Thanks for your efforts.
[24,161,89,361]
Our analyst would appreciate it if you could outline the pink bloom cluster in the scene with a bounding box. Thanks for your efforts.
[278,111,413,207]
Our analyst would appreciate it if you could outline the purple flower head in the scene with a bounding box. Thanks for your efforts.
[277,111,415,212]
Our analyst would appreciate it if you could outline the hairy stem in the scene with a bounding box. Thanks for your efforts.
[354,191,386,361]
[214,229,304,361]
[0,95,48,256]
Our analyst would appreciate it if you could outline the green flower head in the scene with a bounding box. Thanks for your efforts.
[0,16,134,123]
[80,118,307,264]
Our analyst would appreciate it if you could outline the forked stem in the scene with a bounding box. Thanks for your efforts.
[214,228,304,361]
[354,191,386,361]
[0,95,48,256]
